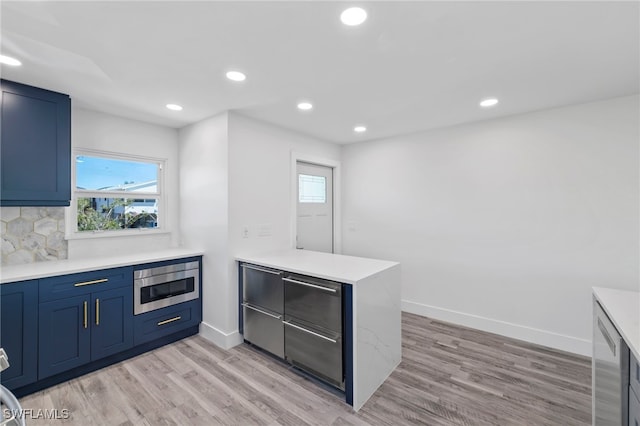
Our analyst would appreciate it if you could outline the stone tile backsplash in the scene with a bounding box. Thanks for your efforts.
[1,207,68,266]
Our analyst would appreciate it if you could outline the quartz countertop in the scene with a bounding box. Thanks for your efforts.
[1,248,204,284]
[593,287,640,361]
[236,249,399,285]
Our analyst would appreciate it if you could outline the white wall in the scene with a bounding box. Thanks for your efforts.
[178,112,230,345]
[68,107,180,259]
[227,112,342,256]
[226,113,341,342]
[179,111,340,347]
[342,95,639,355]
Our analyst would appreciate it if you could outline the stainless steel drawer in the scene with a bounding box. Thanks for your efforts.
[630,386,640,426]
[284,318,343,389]
[243,304,284,358]
[242,264,283,314]
[284,274,342,333]
[631,351,640,404]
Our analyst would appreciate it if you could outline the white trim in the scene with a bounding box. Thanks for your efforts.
[290,152,342,254]
[65,228,171,240]
[199,321,243,350]
[402,299,592,356]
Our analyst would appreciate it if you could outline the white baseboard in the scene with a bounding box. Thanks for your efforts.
[402,300,591,357]
[199,321,243,350]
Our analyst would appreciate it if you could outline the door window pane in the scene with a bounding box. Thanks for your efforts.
[299,174,326,203]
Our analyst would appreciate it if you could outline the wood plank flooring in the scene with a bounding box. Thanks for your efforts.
[18,313,591,425]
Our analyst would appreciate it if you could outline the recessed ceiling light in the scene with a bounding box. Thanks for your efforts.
[166,104,183,111]
[340,7,367,26]
[226,70,246,82]
[480,98,499,108]
[297,102,313,111]
[0,55,22,66]
[354,126,367,133]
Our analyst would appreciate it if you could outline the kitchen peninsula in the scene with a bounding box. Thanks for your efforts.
[236,249,401,411]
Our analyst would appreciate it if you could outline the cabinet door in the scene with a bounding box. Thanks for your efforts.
[38,295,90,379]
[0,79,71,206]
[0,280,38,390]
[91,287,133,360]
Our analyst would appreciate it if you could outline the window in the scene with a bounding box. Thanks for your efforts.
[298,174,326,203]
[71,151,164,236]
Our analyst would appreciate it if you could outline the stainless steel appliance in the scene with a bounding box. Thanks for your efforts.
[134,261,199,315]
[593,299,629,425]
[631,351,640,426]
[241,264,284,358]
[284,274,343,390]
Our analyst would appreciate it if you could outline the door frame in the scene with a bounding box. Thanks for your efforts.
[290,151,342,254]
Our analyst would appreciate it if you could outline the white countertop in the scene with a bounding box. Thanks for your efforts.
[593,287,640,361]
[236,249,399,284]
[1,248,204,284]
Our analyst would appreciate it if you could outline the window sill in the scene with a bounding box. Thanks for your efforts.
[65,228,171,240]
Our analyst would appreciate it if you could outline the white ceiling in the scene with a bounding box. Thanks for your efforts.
[1,1,638,144]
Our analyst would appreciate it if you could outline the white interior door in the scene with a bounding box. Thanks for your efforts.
[296,162,333,253]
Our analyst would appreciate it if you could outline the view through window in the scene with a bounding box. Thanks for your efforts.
[74,154,162,233]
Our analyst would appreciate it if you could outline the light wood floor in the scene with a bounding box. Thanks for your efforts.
[19,313,592,425]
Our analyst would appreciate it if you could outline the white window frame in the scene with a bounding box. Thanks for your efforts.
[66,148,168,239]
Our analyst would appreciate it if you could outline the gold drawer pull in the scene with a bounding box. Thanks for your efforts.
[157,316,181,326]
[74,278,108,287]
[95,299,100,325]
[83,301,88,329]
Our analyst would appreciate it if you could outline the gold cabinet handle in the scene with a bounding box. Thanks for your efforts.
[83,301,88,329]
[95,299,100,326]
[74,278,108,287]
[157,316,181,326]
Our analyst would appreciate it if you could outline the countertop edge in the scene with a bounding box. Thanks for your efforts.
[1,248,204,284]
[593,287,640,362]
[236,251,400,285]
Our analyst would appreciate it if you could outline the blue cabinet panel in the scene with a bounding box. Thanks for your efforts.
[38,295,91,379]
[0,79,71,206]
[133,299,201,346]
[38,267,134,378]
[40,267,132,303]
[90,287,133,360]
[0,280,38,390]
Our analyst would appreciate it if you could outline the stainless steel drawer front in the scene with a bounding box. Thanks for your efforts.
[593,301,629,426]
[631,387,640,426]
[632,351,640,404]
[242,264,283,314]
[284,319,343,389]
[284,274,341,333]
[243,305,284,358]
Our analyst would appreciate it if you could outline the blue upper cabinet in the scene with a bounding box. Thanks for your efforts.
[0,79,71,206]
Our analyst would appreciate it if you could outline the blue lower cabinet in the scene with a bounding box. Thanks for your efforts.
[134,299,201,346]
[38,286,133,380]
[38,295,91,379]
[0,280,38,390]
[90,287,133,361]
